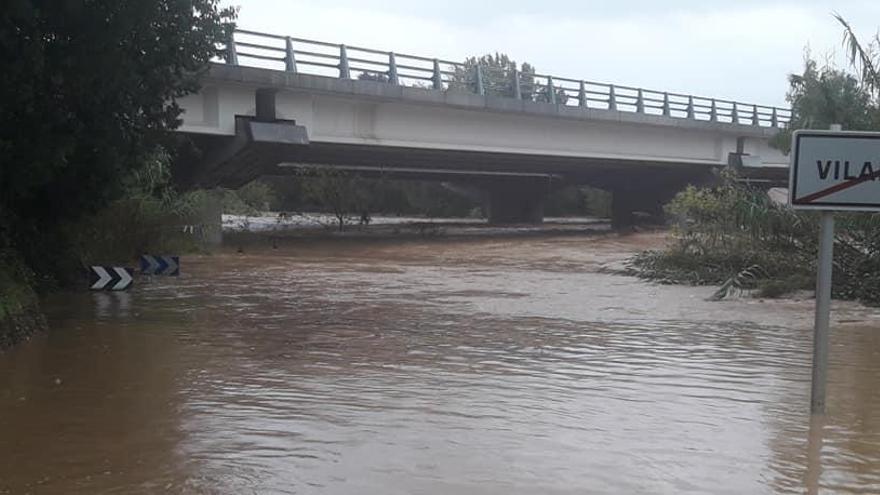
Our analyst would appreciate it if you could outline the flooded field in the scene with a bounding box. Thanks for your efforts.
[1,232,879,494]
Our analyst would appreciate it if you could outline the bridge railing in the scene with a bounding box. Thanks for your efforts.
[226,29,791,128]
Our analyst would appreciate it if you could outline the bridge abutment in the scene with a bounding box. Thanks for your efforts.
[484,178,549,224]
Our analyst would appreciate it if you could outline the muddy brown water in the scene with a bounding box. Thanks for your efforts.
[1,233,879,494]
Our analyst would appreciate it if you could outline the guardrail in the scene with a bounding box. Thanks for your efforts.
[225,29,791,128]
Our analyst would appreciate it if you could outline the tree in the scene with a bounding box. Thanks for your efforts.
[299,168,369,231]
[0,1,236,285]
[771,58,879,153]
[451,53,536,99]
[836,13,880,99]
[450,52,568,104]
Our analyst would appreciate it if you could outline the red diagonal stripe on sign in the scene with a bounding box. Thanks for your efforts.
[794,168,880,204]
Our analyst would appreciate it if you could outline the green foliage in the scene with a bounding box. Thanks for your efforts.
[451,53,537,99]
[236,180,279,212]
[0,0,235,287]
[68,196,204,266]
[635,26,880,303]
[634,173,817,288]
[254,176,480,218]
[298,168,370,231]
[771,59,879,152]
[835,13,880,98]
[68,151,215,266]
[631,174,880,304]
[214,188,259,216]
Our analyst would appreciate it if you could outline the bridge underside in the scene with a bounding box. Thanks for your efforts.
[173,117,772,225]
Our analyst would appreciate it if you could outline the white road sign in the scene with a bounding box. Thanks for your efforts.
[789,130,880,211]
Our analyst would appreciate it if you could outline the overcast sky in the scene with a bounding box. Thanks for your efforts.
[230,1,880,107]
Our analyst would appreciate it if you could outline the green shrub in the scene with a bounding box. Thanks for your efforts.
[236,180,279,212]
[630,172,880,304]
[68,188,219,267]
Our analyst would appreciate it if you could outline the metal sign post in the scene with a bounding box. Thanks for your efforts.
[788,124,880,414]
[811,211,833,414]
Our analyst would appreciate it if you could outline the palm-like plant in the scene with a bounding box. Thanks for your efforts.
[835,13,880,98]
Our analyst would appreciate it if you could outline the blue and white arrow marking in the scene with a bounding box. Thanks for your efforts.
[139,255,180,276]
[89,266,133,291]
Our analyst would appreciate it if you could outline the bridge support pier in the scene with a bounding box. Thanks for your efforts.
[484,178,549,224]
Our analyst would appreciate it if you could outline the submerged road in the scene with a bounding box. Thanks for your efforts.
[1,233,879,494]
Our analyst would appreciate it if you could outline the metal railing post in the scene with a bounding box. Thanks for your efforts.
[284,37,297,73]
[475,65,485,96]
[636,89,645,113]
[752,104,759,126]
[547,76,556,104]
[662,92,671,117]
[710,99,718,122]
[687,96,695,119]
[226,30,238,65]
[513,69,522,99]
[608,85,617,111]
[431,59,442,90]
[339,44,351,79]
[579,81,587,107]
[388,53,400,85]
[771,108,779,127]
[732,102,739,124]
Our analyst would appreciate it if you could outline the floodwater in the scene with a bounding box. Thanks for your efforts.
[1,232,879,494]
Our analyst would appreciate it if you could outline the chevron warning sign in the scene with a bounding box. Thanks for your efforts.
[139,255,180,276]
[89,266,133,291]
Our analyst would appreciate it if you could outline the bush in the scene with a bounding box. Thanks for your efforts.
[629,172,880,304]
[68,192,213,267]
[236,180,278,212]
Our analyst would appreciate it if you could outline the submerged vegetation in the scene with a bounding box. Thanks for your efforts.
[630,173,880,304]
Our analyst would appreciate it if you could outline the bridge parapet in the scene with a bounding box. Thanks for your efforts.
[223,29,791,129]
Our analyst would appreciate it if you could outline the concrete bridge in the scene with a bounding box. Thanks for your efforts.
[174,29,790,224]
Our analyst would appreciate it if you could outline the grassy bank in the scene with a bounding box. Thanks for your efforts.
[627,174,880,303]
